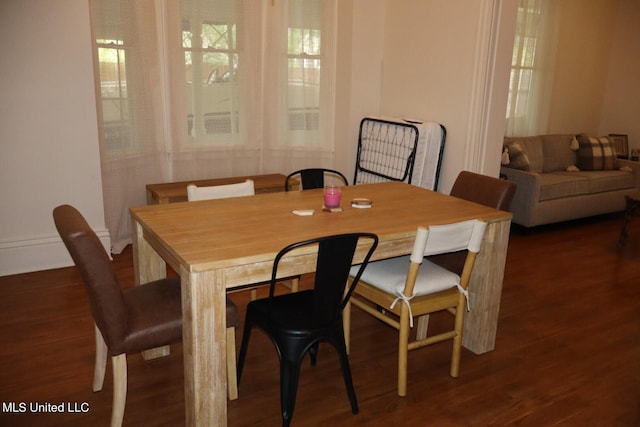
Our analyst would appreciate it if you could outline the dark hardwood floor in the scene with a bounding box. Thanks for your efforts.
[1,213,639,426]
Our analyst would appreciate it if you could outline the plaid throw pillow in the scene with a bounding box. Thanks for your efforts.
[576,134,617,170]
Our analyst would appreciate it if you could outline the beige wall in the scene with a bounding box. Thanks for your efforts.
[0,0,108,275]
[599,0,640,152]
[547,0,618,134]
[334,0,386,181]
[542,0,639,152]
[380,1,480,191]
[370,0,517,191]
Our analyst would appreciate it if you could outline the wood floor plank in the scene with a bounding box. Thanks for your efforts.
[1,213,639,426]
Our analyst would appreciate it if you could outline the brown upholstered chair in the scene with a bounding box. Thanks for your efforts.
[426,171,516,273]
[451,170,516,211]
[53,204,240,427]
[415,170,516,339]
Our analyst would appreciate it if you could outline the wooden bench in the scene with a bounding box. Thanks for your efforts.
[146,173,292,204]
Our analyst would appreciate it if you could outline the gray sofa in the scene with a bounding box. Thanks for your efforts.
[500,134,640,228]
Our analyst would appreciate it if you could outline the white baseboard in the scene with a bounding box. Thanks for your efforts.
[0,229,111,277]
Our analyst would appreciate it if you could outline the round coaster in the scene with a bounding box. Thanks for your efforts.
[351,198,372,208]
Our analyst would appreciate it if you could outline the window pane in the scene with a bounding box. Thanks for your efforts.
[183,15,240,140]
[288,28,321,55]
[96,39,133,151]
[287,1,323,136]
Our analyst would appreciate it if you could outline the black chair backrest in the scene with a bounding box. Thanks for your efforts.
[285,168,349,191]
[269,233,378,325]
[53,204,126,351]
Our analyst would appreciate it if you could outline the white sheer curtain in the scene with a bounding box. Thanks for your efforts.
[91,0,337,252]
[505,0,558,136]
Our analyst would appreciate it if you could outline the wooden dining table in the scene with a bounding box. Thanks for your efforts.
[130,181,512,426]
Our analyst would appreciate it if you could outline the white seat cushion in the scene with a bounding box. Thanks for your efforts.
[351,256,461,298]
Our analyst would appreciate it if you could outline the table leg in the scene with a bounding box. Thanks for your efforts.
[182,268,228,427]
[131,218,167,285]
[462,219,511,354]
[131,218,170,359]
[618,196,639,246]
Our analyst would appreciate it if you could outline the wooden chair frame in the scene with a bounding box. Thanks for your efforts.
[344,220,487,396]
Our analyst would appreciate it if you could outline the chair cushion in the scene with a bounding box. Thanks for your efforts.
[351,256,461,299]
[118,277,239,355]
[119,276,183,355]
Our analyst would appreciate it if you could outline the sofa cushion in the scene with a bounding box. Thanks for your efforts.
[539,170,634,201]
[576,134,617,170]
[539,173,590,201]
[504,136,544,173]
[542,135,577,172]
[573,170,635,193]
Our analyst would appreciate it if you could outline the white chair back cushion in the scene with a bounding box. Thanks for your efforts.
[187,179,255,201]
[419,219,487,257]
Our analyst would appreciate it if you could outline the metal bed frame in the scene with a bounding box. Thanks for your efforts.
[353,117,446,190]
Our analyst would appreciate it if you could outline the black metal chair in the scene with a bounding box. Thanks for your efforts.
[237,232,379,427]
[284,168,349,191]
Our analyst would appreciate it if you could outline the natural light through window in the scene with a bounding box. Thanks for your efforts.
[505,0,558,136]
[183,19,239,139]
[96,39,133,152]
[288,27,321,132]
